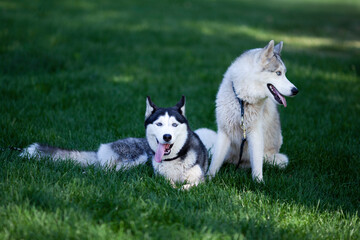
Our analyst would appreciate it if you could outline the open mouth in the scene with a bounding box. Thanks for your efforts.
[154,139,174,163]
[163,143,174,155]
[267,84,287,107]
[156,139,173,155]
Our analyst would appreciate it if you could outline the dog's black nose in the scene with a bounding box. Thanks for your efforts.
[291,87,299,96]
[163,134,172,142]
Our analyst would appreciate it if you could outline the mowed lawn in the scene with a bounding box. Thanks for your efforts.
[1,0,359,239]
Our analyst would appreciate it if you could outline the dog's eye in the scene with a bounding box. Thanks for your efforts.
[156,123,163,126]
[276,71,282,76]
[172,123,178,127]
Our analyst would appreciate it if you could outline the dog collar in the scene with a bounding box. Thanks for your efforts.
[150,147,187,162]
[231,81,245,135]
[162,149,187,161]
[231,81,247,169]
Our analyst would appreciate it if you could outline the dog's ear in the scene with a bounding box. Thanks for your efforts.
[274,41,283,55]
[261,40,275,61]
[145,96,157,119]
[175,95,186,116]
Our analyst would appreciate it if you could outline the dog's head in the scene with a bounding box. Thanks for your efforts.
[145,96,189,163]
[233,40,299,106]
[259,40,298,107]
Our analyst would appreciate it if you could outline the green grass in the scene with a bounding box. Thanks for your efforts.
[1,0,360,239]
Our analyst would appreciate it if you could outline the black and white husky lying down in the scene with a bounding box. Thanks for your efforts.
[145,96,209,189]
[21,96,215,189]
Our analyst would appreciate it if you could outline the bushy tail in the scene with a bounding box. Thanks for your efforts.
[20,143,98,166]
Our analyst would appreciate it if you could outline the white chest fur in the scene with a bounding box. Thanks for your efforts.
[152,150,203,185]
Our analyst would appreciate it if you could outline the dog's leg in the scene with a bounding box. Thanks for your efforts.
[207,130,231,177]
[248,122,264,182]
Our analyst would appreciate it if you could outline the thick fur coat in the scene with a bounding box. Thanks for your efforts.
[207,40,298,182]
[145,96,208,189]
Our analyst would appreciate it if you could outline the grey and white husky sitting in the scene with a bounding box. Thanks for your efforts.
[21,96,210,188]
[207,40,299,182]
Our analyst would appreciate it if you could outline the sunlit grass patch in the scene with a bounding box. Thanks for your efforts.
[0,0,359,239]
[184,21,360,51]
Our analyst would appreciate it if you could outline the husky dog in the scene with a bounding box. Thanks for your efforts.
[207,40,299,182]
[145,96,208,189]
[21,96,208,189]
[20,138,153,170]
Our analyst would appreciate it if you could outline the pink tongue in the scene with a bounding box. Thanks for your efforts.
[273,87,287,107]
[154,144,166,163]
[279,94,287,107]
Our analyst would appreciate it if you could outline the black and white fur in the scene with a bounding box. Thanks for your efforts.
[20,138,153,170]
[20,96,210,189]
[145,96,208,189]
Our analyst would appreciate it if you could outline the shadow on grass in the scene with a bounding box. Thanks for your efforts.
[0,153,308,239]
[1,0,359,237]
[1,0,359,76]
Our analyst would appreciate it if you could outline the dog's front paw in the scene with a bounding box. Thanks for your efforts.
[273,153,289,168]
[252,172,264,183]
[265,153,289,168]
[181,183,195,190]
[181,180,202,190]
[206,170,217,180]
[206,174,214,181]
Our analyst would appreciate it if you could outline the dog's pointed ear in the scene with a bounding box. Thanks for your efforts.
[175,95,186,116]
[145,96,157,119]
[274,41,283,55]
[261,40,275,61]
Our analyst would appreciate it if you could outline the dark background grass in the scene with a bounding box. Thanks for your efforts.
[1,0,359,239]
